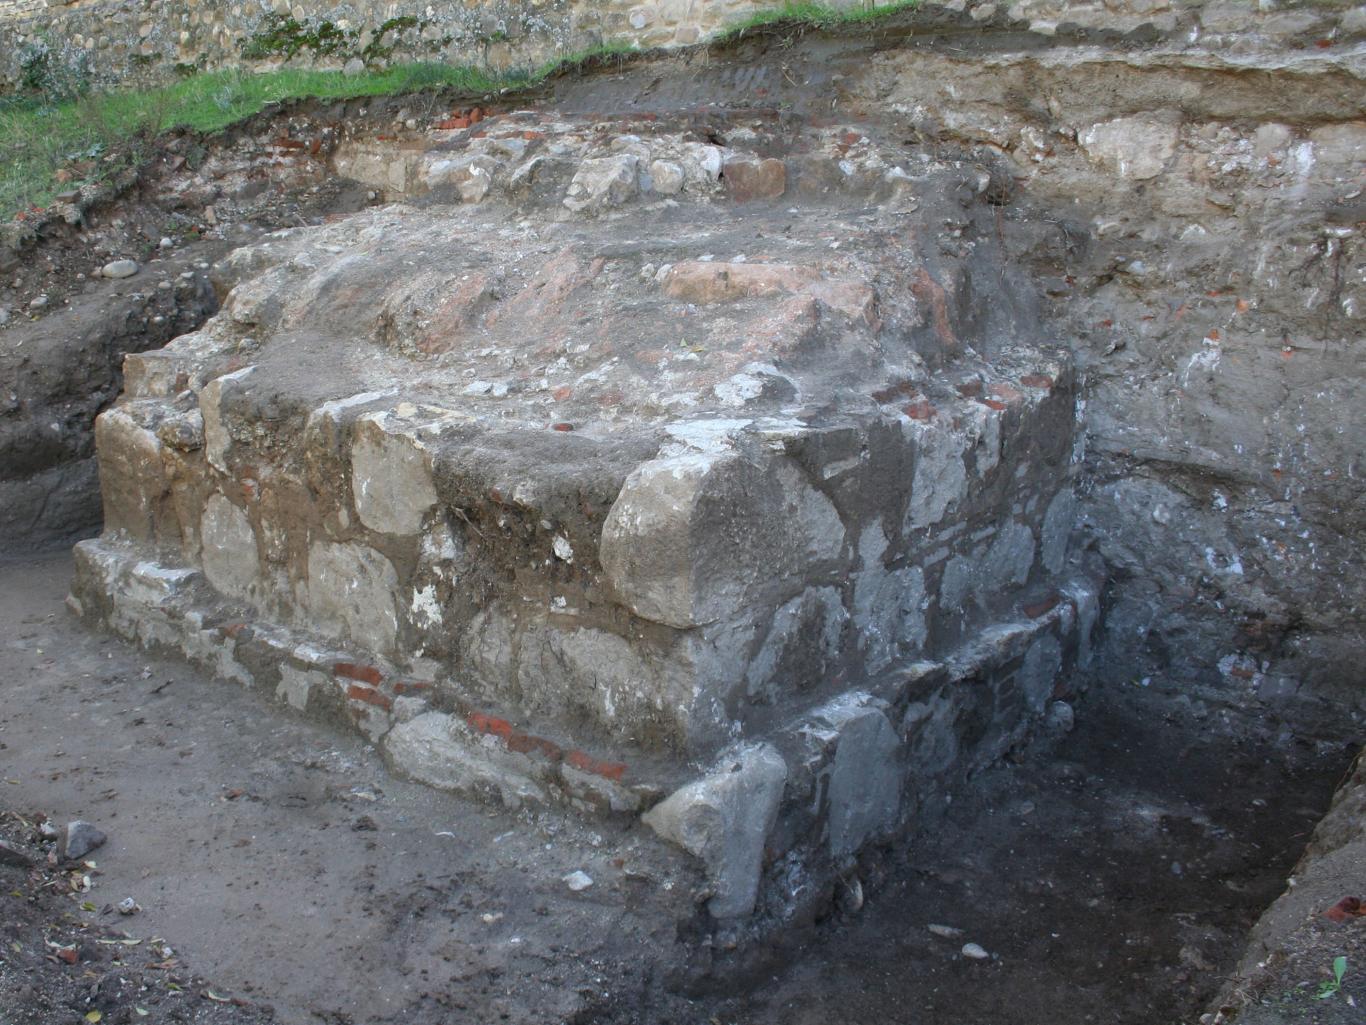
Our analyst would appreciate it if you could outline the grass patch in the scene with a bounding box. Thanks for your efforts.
[0,62,521,220]
[716,0,921,40]
[0,0,919,225]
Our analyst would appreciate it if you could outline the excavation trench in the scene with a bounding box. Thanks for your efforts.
[0,6,1362,1023]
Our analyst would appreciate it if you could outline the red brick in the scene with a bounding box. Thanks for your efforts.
[903,399,936,421]
[347,684,392,710]
[955,379,983,398]
[506,731,561,761]
[334,662,383,686]
[979,398,1008,411]
[550,422,575,432]
[566,750,627,782]
[1020,374,1054,390]
[393,679,434,695]
[989,383,1023,405]
[723,157,787,202]
[1023,592,1062,619]
[467,711,513,739]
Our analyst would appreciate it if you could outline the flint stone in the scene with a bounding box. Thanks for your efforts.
[1078,116,1180,180]
[642,742,787,919]
[61,821,107,861]
[649,159,686,195]
[101,260,139,279]
[564,154,640,214]
[0,839,33,868]
[825,703,902,860]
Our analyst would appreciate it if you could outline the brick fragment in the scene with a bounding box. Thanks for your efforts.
[334,662,383,686]
[347,684,393,710]
[566,750,628,781]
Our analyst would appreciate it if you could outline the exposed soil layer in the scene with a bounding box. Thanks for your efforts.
[0,551,1353,1024]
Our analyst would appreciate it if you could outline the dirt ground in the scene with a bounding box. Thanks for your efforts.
[0,549,1355,1025]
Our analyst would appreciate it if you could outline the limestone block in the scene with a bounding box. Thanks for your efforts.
[350,415,438,537]
[662,261,818,303]
[642,742,788,918]
[903,690,961,777]
[1078,116,1180,181]
[199,493,259,601]
[199,365,255,474]
[601,451,846,629]
[384,711,548,809]
[94,407,167,541]
[306,540,400,655]
[276,663,327,712]
[852,522,928,669]
[563,154,640,214]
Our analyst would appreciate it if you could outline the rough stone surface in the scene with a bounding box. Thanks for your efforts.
[642,742,788,919]
[823,701,902,861]
[59,820,107,861]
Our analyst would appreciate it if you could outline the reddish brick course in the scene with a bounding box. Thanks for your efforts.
[566,750,628,782]
[346,684,393,711]
[334,662,383,686]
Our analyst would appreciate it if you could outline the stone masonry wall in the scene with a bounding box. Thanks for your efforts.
[7,0,1360,96]
[0,0,857,92]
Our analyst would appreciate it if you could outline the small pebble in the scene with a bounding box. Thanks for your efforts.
[60,820,107,861]
[101,259,139,279]
[928,923,964,939]
[961,942,991,960]
[563,870,594,892]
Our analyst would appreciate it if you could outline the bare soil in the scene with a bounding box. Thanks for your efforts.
[1,550,1353,1024]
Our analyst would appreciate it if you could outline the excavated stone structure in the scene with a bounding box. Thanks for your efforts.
[71,108,1099,923]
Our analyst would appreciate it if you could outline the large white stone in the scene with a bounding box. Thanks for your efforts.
[642,742,788,919]
[199,494,259,601]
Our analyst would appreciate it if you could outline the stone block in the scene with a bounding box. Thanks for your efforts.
[723,156,787,202]
[350,414,438,537]
[1078,115,1180,180]
[306,540,400,656]
[642,742,788,919]
[199,493,259,601]
[600,451,846,629]
[563,154,640,214]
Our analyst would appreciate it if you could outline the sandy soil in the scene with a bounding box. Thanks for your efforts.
[1,550,1353,1025]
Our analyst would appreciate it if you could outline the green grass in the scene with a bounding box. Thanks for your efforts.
[0,62,526,220]
[717,0,922,40]
[0,0,921,224]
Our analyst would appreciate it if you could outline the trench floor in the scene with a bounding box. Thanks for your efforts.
[0,551,1349,1025]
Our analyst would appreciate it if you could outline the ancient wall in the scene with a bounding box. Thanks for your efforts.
[0,0,829,91]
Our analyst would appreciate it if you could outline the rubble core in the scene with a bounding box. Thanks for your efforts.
[71,110,1099,923]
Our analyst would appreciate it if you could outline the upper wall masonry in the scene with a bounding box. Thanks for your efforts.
[4,0,1364,94]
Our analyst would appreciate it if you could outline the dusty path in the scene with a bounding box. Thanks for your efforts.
[1,550,1351,1024]
[0,550,694,1025]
